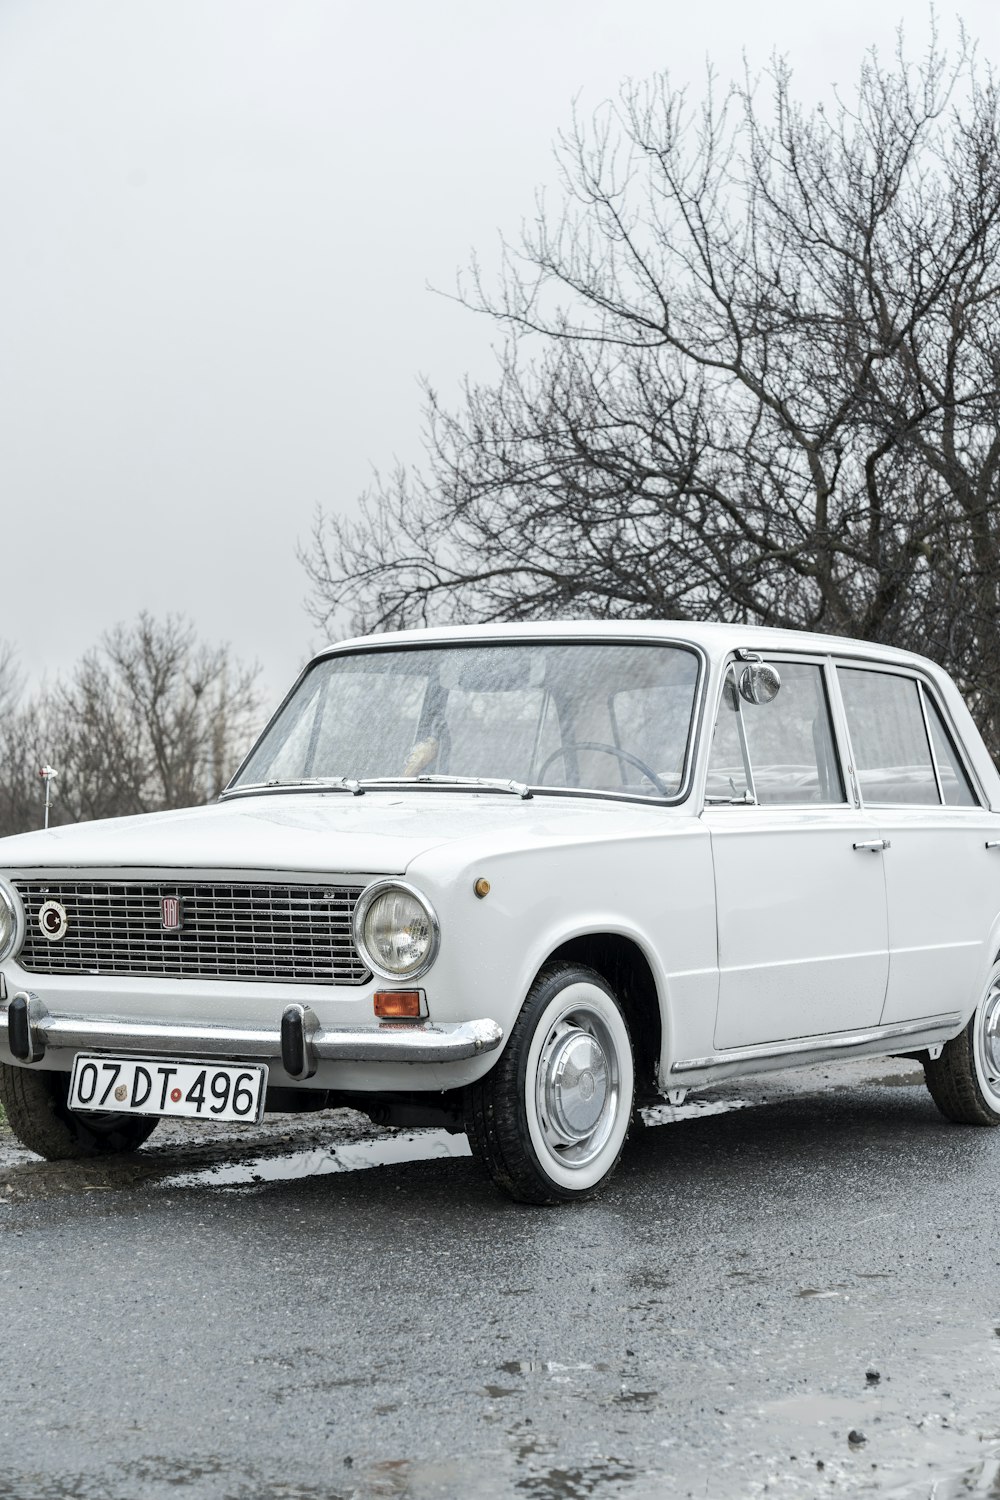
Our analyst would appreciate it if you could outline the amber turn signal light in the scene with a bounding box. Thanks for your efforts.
[373,990,423,1019]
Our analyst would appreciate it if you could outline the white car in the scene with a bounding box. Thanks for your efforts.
[0,622,998,1203]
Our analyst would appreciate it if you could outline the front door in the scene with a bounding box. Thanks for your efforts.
[704,658,889,1050]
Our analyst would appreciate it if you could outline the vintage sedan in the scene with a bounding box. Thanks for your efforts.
[0,622,998,1203]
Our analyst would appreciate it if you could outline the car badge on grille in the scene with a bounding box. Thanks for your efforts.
[161,896,184,931]
[38,900,68,941]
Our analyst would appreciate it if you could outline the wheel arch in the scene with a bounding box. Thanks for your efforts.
[543,933,663,1099]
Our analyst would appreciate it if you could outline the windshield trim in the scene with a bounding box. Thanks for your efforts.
[224,633,708,808]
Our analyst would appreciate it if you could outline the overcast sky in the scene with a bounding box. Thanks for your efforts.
[1,0,996,716]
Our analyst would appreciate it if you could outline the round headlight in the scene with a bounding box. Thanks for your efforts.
[354,881,439,980]
[0,884,21,963]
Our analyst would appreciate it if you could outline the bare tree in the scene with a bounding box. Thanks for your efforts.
[0,616,261,835]
[304,32,1000,752]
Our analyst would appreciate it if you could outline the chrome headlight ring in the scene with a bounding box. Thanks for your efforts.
[353,879,441,982]
[0,882,24,963]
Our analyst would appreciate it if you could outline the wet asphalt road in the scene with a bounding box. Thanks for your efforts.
[0,1061,998,1500]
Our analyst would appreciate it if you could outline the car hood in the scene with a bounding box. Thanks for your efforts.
[0,790,678,876]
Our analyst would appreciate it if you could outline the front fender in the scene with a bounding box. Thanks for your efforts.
[408,821,719,1082]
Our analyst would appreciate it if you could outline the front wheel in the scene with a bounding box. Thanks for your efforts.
[923,972,1000,1126]
[464,963,635,1204]
[0,1064,160,1159]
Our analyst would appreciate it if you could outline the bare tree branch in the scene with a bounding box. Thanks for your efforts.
[0,616,261,834]
[304,32,1000,753]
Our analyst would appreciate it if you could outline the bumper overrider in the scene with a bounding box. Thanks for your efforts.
[2,991,503,1082]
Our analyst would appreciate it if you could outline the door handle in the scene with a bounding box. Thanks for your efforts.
[853,839,890,853]
[987,842,1000,850]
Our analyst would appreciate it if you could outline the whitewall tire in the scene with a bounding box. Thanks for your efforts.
[464,963,635,1204]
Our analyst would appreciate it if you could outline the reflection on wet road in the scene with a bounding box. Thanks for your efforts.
[156,1098,759,1193]
[160,1129,473,1188]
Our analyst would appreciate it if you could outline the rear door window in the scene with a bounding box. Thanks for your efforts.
[838,668,938,805]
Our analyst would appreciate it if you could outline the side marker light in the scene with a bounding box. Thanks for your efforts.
[374,990,424,1019]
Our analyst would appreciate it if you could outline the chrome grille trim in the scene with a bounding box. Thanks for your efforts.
[14,881,371,986]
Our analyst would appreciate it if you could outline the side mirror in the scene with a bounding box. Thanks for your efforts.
[738,656,781,706]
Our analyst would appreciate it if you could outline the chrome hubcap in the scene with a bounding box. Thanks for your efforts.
[535,1007,621,1169]
[543,1030,608,1141]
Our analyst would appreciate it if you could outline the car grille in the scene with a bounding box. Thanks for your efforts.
[14,880,371,986]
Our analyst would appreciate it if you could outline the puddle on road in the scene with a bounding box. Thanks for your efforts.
[742,1322,1000,1500]
[639,1097,757,1126]
[153,1094,758,1192]
[0,1058,924,1207]
[340,1453,640,1500]
[515,1460,638,1497]
[880,1455,1000,1498]
[159,1129,471,1189]
[500,1360,612,1375]
[23,1063,915,1201]
[763,1390,872,1428]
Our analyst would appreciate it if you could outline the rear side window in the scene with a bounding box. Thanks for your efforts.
[923,692,977,806]
[838,668,938,805]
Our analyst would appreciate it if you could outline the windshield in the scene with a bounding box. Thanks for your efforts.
[232,641,701,801]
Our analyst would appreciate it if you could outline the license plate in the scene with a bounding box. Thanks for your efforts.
[69,1055,268,1124]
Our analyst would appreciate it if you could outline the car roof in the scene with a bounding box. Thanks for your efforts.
[315,619,940,675]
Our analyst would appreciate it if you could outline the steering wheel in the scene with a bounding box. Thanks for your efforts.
[537,741,671,797]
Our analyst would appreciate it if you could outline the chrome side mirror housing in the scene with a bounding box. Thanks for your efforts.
[738,655,781,706]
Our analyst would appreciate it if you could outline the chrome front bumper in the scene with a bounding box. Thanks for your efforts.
[2,991,503,1081]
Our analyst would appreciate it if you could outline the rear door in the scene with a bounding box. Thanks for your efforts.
[704,655,889,1050]
[836,663,994,1025]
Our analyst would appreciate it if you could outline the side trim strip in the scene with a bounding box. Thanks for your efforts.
[671,1012,964,1074]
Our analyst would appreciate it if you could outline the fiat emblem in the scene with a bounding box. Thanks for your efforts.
[38,900,68,942]
[161,896,183,932]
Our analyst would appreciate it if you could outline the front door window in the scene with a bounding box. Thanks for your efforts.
[706,660,845,805]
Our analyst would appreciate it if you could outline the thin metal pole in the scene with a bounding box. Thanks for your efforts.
[38,765,57,829]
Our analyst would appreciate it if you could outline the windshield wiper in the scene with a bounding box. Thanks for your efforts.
[222,774,535,801]
[223,777,365,798]
[355,774,533,800]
